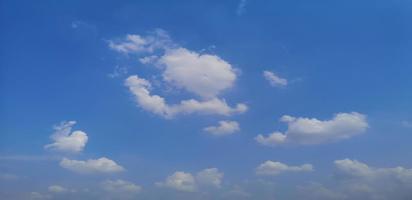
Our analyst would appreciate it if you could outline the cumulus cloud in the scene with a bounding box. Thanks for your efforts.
[255,112,368,146]
[111,30,246,119]
[196,168,224,188]
[203,121,240,136]
[159,48,237,98]
[156,171,197,192]
[256,160,313,176]
[125,75,247,118]
[59,157,124,174]
[44,121,88,153]
[297,159,412,200]
[101,179,142,194]
[157,168,224,192]
[263,71,287,87]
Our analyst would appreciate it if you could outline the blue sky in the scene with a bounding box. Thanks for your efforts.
[1,0,412,199]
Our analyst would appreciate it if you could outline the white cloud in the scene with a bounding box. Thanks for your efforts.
[263,70,288,87]
[108,29,172,54]
[256,112,368,146]
[156,171,197,192]
[196,168,224,188]
[125,75,247,118]
[203,121,240,136]
[159,48,237,99]
[59,157,124,174]
[44,121,88,153]
[48,185,69,193]
[111,30,246,119]
[157,168,224,192]
[256,160,313,176]
[101,179,142,194]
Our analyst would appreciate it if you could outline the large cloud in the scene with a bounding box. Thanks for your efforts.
[59,157,124,174]
[159,48,237,98]
[256,161,313,176]
[203,120,240,136]
[44,121,88,153]
[111,30,246,119]
[125,75,247,118]
[255,112,368,146]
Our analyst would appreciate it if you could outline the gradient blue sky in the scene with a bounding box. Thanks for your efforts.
[1,0,412,199]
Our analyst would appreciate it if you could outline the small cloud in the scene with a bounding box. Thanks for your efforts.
[44,121,88,153]
[236,0,247,16]
[59,157,124,174]
[101,179,142,194]
[203,120,240,136]
[256,160,313,176]
[108,65,128,78]
[156,171,197,192]
[263,70,288,87]
[48,185,69,193]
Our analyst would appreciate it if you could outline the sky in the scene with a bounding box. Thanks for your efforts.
[0,0,412,199]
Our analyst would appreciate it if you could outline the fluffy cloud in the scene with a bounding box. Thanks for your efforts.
[111,30,246,119]
[125,75,247,118]
[203,121,240,136]
[156,171,197,192]
[256,160,313,176]
[256,112,368,146]
[159,48,237,98]
[263,71,287,87]
[196,168,224,188]
[157,168,224,192]
[101,179,142,194]
[44,121,88,153]
[59,157,124,174]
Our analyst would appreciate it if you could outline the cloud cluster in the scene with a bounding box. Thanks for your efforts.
[263,71,288,87]
[157,168,224,192]
[203,120,240,136]
[297,159,412,200]
[44,121,88,153]
[256,160,313,176]
[59,157,124,174]
[110,30,247,119]
[256,112,368,146]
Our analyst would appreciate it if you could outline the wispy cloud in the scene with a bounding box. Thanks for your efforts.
[236,0,247,16]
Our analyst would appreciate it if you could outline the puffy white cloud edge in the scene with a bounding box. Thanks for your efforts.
[44,121,88,153]
[256,160,313,176]
[256,112,368,146]
[203,120,240,136]
[59,157,124,174]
